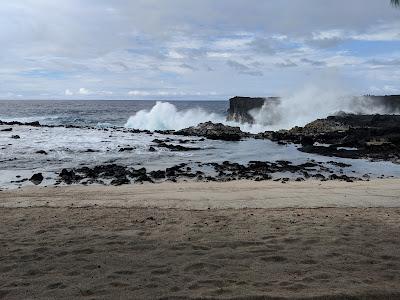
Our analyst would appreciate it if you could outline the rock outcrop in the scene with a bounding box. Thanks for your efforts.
[176,121,245,141]
[227,96,279,124]
[258,114,400,163]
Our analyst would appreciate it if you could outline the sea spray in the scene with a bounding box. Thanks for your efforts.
[124,101,270,133]
[250,86,398,131]
[250,84,354,130]
[124,101,225,131]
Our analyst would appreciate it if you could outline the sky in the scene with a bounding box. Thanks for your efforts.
[1,0,400,100]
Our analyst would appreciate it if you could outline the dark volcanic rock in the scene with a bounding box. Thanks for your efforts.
[130,167,147,178]
[149,170,166,179]
[36,150,48,155]
[176,121,245,141]
[0,120,40,127]
[59,169,81,184]
[119,147,135,152]
[226,96,267,124]
[134,174,154,183]
[111,176,130,186]
[30,173,44,185]
[148,146,156,152]
[1,128,12,132]
[155,142,201,151]
[226,96,281,124]
[11,135,20,139]
[261,114,400,163]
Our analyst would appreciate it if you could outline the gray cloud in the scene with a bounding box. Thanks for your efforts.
[248,38,276,54]
[366,59,400,66]
[226,60,263,76]
[275,60,297,68]
[301,58,327,66]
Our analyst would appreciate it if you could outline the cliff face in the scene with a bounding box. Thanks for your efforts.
[358,95,400,113]
[226,95,400,125]
[226,96,279,124]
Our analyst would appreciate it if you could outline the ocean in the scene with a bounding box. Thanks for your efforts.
[0,100,228,128]
[1,100,400,189]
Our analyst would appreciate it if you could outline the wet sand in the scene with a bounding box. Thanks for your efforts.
[1,180,400,299]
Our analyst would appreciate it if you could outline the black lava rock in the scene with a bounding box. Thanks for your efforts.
[29,173,44,185]
[36,150,48,155]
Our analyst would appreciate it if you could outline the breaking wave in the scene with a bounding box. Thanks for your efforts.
[124,101,225,131]
[124,101,268,133]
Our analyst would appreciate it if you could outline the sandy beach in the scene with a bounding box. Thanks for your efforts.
[1,180,400,299]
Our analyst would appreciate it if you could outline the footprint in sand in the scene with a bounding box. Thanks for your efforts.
[0,290,10,298]
[47,282,67,290]
[184,262,221,273]
[151,267,172,275]
[261,255,288,263]
[114,270,135,275]
[71,248,94,255]
[189,279,224,290]
[301,259,317,265]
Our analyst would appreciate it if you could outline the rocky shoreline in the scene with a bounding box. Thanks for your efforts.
[258,114,400,164]
[1,110,399,188]
[25,158,373,188]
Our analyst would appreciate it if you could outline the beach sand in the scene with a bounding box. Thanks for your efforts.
[1,180,400,299]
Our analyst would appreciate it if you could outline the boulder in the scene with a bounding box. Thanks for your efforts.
[36,150,48,155]
[176,121,245,141]
[30,173,44,185]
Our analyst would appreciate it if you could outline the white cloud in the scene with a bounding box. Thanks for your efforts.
[78,88,92,95]
[128,90,150,96]
[65,89,73,96]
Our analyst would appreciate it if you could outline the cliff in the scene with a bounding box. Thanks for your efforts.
[226,96,280,124]
[358,95,400,113]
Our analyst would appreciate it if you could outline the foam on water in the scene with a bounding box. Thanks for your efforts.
[124,101,225,131]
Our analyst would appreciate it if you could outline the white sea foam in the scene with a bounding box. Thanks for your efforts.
[124,101,225,131]
[0,115,60,124]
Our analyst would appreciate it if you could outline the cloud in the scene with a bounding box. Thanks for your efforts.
[226,60,263,76]
[128,90,150,96]
[248,38,276,54]
[65,89,73,96]
[180,63,198,71]
[275,60,297,68]
[301,58,327,66]
[78,88,92,95]
[366,58,400,66]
